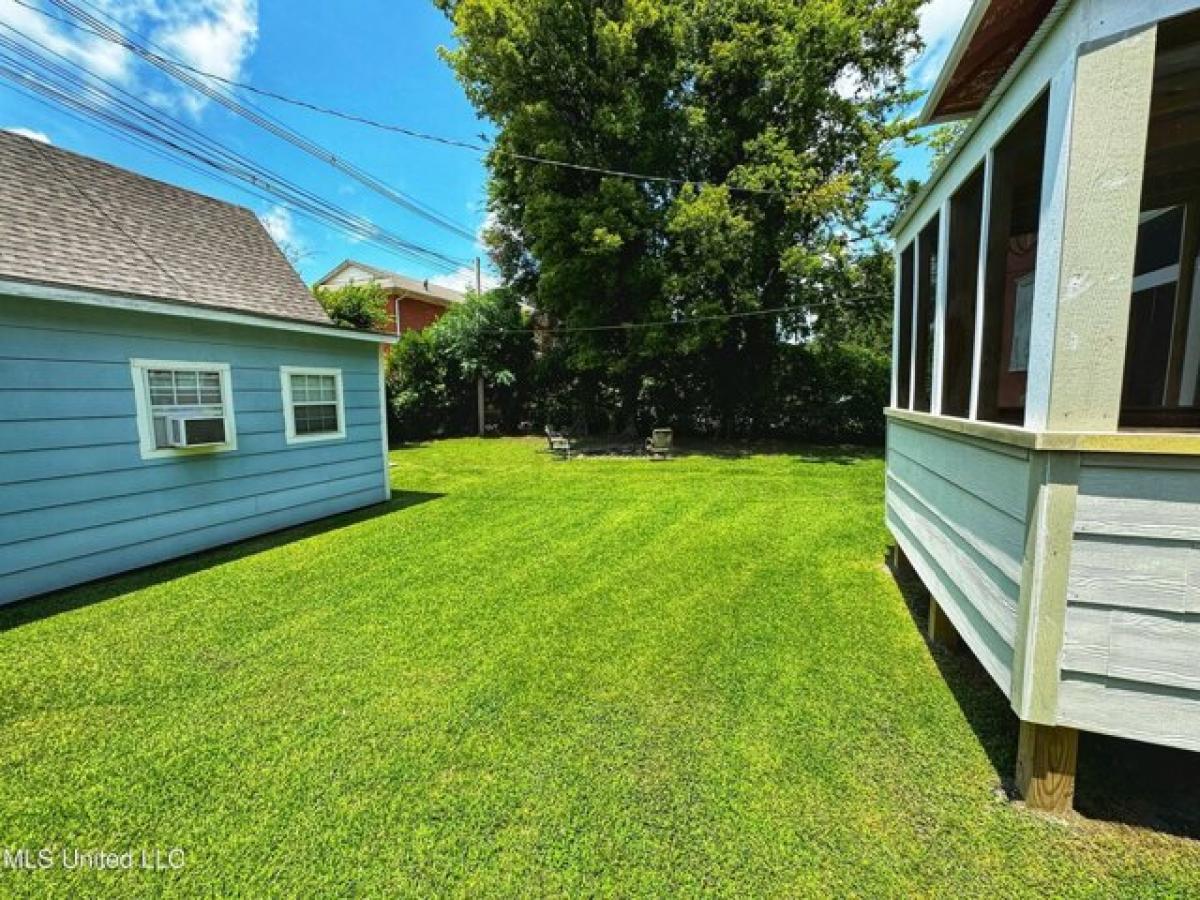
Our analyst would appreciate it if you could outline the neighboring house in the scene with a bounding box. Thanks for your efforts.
[0,131,396,605]
[887,0,1200,812]
[314,260,466,337]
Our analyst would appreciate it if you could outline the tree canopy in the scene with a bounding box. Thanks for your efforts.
[432,0,926,437]
[387,288,535,439]
[313,282,391,332]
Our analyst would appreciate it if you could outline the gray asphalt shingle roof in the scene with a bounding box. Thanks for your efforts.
[0,130,332,326]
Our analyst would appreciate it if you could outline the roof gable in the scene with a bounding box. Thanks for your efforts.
[0,131,331,326]
[317,261,388,288]
[313,258,467,307]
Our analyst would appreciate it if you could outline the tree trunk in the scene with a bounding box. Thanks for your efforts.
[477,376,485,437]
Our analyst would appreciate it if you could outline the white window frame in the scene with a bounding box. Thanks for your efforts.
[280,366,346,445]
[129,358,237,460]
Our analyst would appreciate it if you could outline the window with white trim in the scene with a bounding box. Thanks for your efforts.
[130,359,237,459]
[281,367,345,443]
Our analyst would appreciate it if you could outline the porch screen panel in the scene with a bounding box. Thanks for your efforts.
[896,244,915,409]
[913,216,939,413]
[1121,13,1200,428]
[942,168,985,418]
[976,93,1048,425]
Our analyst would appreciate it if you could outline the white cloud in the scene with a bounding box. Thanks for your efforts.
[834,69,865,100]
[0,0,128,81]
[259,203,295,246]
[429,264,501,295]
[476,209,498,250]
[152,0,258,115]
[909,0,971,89]
[834,1,970,100]
[0,0,259,117]
[3,126,51,143]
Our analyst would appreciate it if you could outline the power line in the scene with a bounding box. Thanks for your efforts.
[482,280,890,334]
[0,24,471,273]
[3,81,366,263]
[17,0,834,203]
[490,303,820,335]
[36,0,481,246]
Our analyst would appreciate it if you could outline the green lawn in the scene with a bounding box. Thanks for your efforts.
[1,438,1197,896]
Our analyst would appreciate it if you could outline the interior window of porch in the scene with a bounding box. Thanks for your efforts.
[1120,12,1200,428]
[940,166,985,419]
[976,93,1048,425]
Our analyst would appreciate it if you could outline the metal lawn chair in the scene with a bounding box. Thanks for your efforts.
[645,428,673,460]
[545,425,576,460]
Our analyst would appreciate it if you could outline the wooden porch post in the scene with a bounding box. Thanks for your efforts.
[1024,25,1159,432]
[1016,721,1078,814]
[968,150,994,421]
[927,596,960,650]
[891,543,915,580]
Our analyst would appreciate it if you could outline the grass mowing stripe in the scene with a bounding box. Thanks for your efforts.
[0,438,1197,897]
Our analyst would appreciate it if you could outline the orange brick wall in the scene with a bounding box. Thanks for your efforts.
[385,293,448,336]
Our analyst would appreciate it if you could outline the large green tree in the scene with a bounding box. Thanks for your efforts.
[436,0,923,434]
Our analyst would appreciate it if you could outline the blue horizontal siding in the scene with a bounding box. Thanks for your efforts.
[4,310,385,369]
[1,456,383,545]
[0,387,380,420]
[0,358,381,392]
[1,425,380,483]
[0,442,383,515]
[0,472,385,575]
[0,407,381,453]
[0,294,389,604]
[0,488,383,602]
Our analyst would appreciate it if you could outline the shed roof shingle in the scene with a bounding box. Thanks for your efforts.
[0,130,332,326]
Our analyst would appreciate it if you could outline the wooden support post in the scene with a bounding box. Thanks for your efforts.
[1015,721,1078,814]
[477,375,486,437]
[927,596,960,649]
[892,544,915,580]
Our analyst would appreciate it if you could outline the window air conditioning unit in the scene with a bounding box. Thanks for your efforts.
[166,415,227,448]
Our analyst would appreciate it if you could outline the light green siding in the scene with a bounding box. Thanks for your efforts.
[886,419,1031,694]
[1059,456,1200,751]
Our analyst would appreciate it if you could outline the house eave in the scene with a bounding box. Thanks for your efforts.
[893,0,1073,240]
[391,289,457,309]
[917,0,994,127]
[0,277,399,344]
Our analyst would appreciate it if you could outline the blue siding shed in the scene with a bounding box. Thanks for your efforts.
[0,130,397,605]
[0,294,391,604]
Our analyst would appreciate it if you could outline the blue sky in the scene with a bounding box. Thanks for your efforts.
[0,0,968,288]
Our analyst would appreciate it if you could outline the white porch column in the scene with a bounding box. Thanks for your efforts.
[931,201,951,415]
[909,231,920,410]
[1024,25,1158,432]
[891,247,902,408]
[969,151,994,421]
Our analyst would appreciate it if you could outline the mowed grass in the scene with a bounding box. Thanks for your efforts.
[1,438,1197,897]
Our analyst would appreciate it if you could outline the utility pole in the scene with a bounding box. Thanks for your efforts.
[475,257,485,437]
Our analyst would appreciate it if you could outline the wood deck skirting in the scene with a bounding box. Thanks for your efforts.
[885,408,1200,456]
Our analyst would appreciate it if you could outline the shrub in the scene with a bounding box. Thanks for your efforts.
[314,283,390,332]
